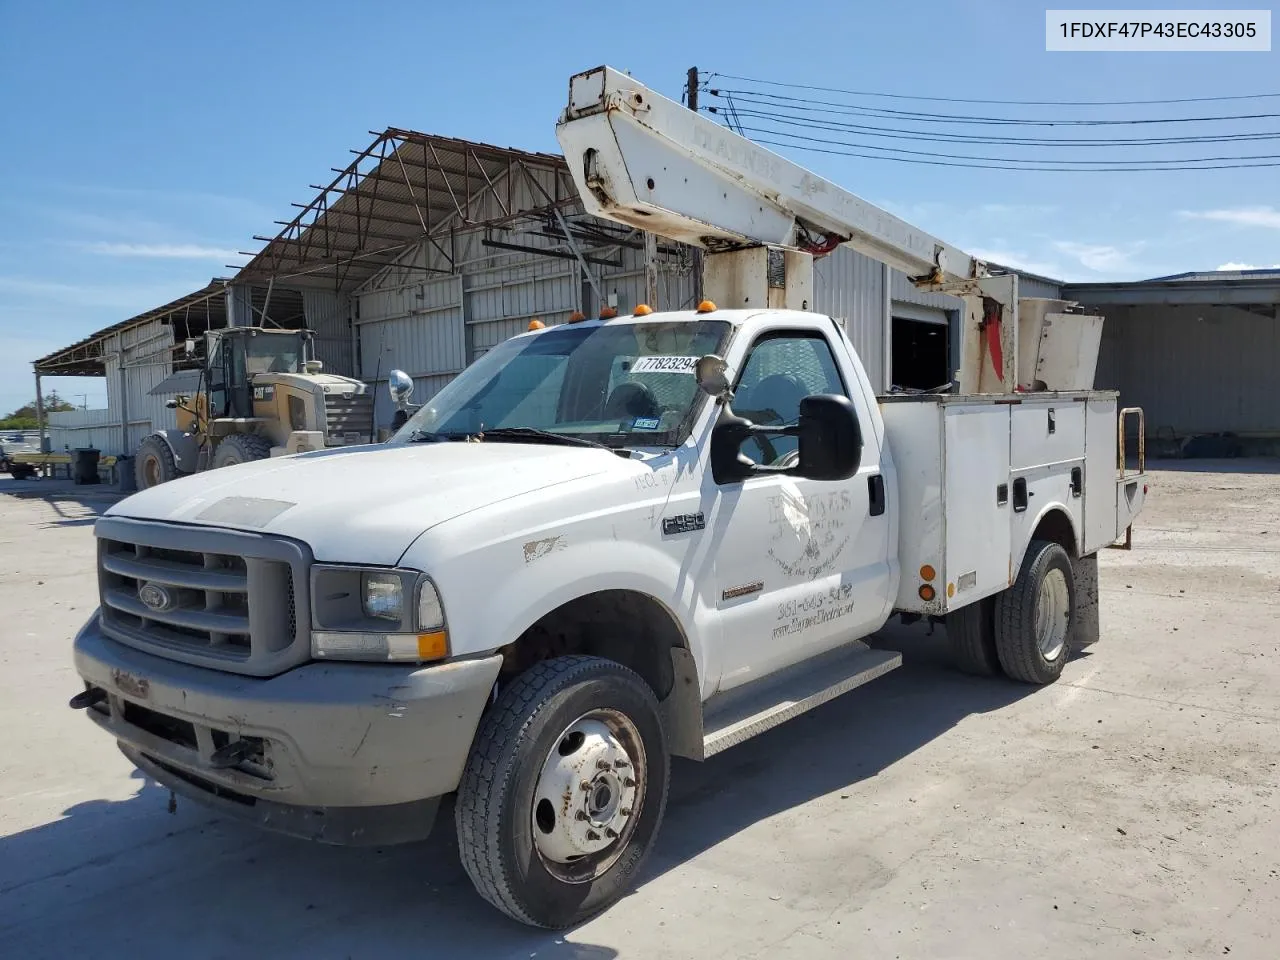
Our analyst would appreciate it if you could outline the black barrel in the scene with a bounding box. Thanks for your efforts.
[72,447,101,485]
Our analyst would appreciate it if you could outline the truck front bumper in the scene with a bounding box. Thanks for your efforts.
[72,613,502,846]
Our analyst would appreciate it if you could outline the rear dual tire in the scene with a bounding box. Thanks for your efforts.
[995,539,1076,685]
[947,539,1077,685]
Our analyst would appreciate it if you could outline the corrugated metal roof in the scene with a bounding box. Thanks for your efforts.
[1146,268,1280,282]
[235,129,577,292]
[34,283,309,376]
[1064,272,1280,308]
[33,281,228,376]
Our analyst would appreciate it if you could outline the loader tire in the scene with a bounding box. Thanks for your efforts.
[994,539,1077,685]
[135,435,181,489]
[946,596,1002,677]
[455,656,669,929]
[211,433,272,470]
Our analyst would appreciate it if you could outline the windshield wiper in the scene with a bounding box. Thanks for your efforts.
[478,427,609,449]
[406,430,462,443]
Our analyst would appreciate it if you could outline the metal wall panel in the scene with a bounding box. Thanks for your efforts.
[1096,303,1280,435]
[358,275,466,384]
[813,246,887,392]
[302,289,355,376]
[465,259,580,358]
[1016,274,1063,300]
[96,319,179,455]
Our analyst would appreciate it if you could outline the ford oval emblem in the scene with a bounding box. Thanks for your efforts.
[138,582,173,612]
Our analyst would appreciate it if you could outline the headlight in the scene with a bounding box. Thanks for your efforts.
[311,566,449,663]
[363,572,403,621]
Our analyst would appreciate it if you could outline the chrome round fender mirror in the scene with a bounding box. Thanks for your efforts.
[388,369,415,404]
[694,354,731,399]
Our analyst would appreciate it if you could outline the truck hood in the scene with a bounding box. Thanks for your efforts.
[106,442,620,564]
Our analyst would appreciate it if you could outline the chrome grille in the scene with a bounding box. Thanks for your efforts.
[323,392,374,446]
[96,517,311,677]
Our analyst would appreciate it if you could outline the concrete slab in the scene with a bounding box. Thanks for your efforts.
[1,460,1278,959]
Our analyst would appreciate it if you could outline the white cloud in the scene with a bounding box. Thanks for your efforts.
[0,275,197,310]
[81,241,242,261]
[1216,261,1280,271]
[1052,241,1137,274]
[1181,206,1280,230]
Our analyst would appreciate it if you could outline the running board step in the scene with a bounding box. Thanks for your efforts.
[700,641,902,758]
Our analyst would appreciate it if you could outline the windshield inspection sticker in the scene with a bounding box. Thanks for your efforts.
[631,355,699,374]
[631,416,661,430]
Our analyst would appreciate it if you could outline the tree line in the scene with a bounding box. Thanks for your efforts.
[0,392,77,430]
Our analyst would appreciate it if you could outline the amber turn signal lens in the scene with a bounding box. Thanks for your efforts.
[416,631,449,662]
[919,564,936,581]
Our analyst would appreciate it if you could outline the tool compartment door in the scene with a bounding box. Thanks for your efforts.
[941,402,1012,607]
[1083,397,1120,554]
[1009,400,1086,563]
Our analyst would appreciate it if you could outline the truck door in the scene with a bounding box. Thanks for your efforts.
[709,327,892,693]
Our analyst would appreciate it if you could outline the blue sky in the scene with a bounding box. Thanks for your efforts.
[1,0,1276,415]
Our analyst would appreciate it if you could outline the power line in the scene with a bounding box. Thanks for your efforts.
[710,89,1280,127]
[747,133,1280,171]
[735,123,1280,167]
[707,72,1280,107]
[711,105,1280,147]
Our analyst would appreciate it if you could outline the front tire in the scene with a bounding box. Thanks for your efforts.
[994,540,1076,685]
[135,435,181,489]
[211,433,272,469]
[455,656,669,928]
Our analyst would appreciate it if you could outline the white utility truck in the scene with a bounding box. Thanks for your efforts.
[68,66,1145,928]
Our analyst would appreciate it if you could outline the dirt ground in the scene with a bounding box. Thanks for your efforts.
[1,462,1278,959]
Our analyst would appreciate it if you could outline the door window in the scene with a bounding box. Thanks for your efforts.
[733,333,848,464]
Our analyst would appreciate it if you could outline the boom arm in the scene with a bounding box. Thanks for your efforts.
[555,66,987,285]
[556,65,1019,393]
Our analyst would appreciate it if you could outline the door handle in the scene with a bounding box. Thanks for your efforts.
[868,474,886,516]
[1012,477,1028,512]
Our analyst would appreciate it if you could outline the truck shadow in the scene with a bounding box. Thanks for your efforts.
[0,624,1034,959]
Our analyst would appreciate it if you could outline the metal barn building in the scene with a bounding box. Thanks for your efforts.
[1062,269,1280,456]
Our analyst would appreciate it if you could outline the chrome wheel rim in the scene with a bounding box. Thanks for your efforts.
[531,708,645,884]
[1036,567,1071,661]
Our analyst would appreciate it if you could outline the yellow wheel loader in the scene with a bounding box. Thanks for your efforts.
[135,327,372,490]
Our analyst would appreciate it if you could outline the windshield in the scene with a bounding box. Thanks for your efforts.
[392,319,733,448]
[242,333,304,375]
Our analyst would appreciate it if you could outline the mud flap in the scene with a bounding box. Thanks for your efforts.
[1071,552,1100,649]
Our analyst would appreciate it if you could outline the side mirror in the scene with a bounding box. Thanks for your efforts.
[695,354,731,399]
[709,393,862,485]
[795,394,862,481]
[388,369,414,405]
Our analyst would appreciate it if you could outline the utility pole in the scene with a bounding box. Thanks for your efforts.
[643,231,659,308]
[33,370,46,452]
[685,66,702,305]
